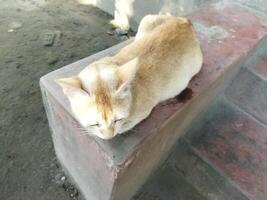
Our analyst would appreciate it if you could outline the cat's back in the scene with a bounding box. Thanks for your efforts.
[135,16,203,101]
[138,16,201,65]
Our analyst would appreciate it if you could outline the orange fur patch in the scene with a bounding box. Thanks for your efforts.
[95,80,113,123]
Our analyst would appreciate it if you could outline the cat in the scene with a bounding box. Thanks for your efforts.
[57,14,203,140]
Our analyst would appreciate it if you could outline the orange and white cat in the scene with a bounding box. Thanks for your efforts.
[57,15,203,140]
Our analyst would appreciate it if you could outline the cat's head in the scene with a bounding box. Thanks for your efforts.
[57,59,138,140]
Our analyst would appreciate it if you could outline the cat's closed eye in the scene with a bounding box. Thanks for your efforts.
[114,118,124,123]
[90,123,99,127]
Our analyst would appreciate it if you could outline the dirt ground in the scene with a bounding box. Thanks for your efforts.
[0,0,124,199]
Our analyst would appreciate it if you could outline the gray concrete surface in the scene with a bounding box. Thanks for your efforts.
[0,0,122,199]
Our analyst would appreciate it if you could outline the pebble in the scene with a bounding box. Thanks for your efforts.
[70,193,75,198]
[42,31,56,46]
[41,30,62,46]
[61,176,66,181]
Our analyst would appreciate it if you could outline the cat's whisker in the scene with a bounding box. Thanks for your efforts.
[75,126,93,136]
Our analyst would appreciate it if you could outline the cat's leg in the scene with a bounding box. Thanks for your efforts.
[135,15,172,40]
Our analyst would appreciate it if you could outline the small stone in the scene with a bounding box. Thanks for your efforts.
[61,176,66,181]
[42,31,55,46]
[41,30,61,47]
[70,193,75,198]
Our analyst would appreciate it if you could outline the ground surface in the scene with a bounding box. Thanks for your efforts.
[0,0,122,199]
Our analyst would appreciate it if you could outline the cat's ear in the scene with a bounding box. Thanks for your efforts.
[56,76,89,102]
[116,58,138,96]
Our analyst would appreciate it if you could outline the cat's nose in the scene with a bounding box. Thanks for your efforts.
[102,127,115,139]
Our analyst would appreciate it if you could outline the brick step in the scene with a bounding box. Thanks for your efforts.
[40,2,267,200]
[183,97,267,200]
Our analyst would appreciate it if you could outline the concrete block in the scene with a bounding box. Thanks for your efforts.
[40,4,267,200]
